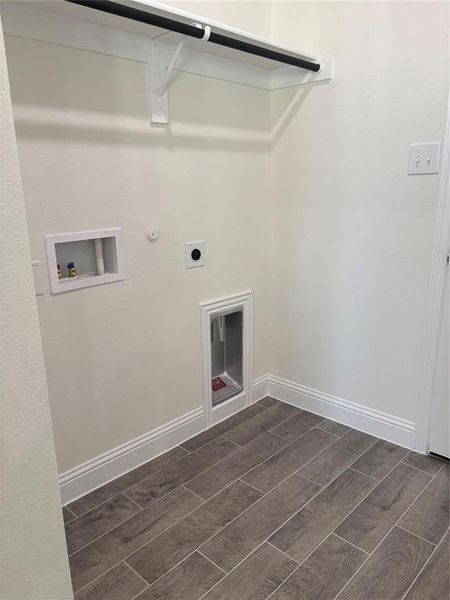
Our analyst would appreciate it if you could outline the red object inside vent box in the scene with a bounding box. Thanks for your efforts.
[212,377,226,392]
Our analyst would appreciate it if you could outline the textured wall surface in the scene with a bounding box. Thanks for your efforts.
[0,16,73,600]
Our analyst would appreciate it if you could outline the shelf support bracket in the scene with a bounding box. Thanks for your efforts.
[147,38,185,124]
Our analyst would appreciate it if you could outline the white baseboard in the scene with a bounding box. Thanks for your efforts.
[252,374,270,403]
[59,373,416,504]
[59,407,205,504]
[263,374,415,449]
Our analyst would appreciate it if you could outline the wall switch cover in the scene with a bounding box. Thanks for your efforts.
[185,241,206,269]
[408,142,440,175]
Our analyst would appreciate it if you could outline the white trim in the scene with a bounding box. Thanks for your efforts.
[1,3,332,95]
[59,406,204,504]
[45,227,125,294]
[252,374,270,403]
[415,95,450,453]
[264,374,415,449]
[59,372,416,503]
[199,291,253,427]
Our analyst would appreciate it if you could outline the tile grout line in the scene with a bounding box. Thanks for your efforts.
[239,428,339,491]
[264,531,347,600]
[399,526,450,600]
[400,452,446,475]
[122,490,147,511]
[315,423,347,435]
[209,403,285,448]
[221,408,302,447]
[68,402,310,518]
[68,406,353,594]
[63,505,78,522]
[331,532,370,555]
[181,485,207,504]
[266,540,300,564]
[68,448,192,518]
[196,549,229,574]
[294,435,379,487]
[348,467,379,482]
[74,461,270,594]
[72,428,400,595]
[237,478,265,494]
[127,466,328,598]
[295,472,325,489]
[67,497,145,558]
[71,400,275,516]
[70,404,437,597]
[73,488,211,595]
[180,402,273,453]
[265,446,418,600]
[188,436,391,599]
[120,436,244,511]
[125,559,154,588]
[74,561,131,596]
[331,462,444,600]
[395,524,437,547]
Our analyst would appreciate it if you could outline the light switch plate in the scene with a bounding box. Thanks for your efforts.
[185,240,206,269]
[408,142,440,175]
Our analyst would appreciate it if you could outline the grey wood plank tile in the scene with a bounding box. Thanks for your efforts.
[69,446,188,516]
[69,486,202,592]
[201,474,320,572]
[335,463,432,552]
[270,410,324,442]
[400,464,449,544]
[269,469,376,564]
[298,429,377,487]
[202,543,297,600]
[74,562,147,600]
[134,552,223,600]
[242,429,336,493]
[402,451,445,475]
[335,527,434,600]
[315,419,351,437]
[126,437,238,508]
[223,403,299,446]
[257,396,280,408]
[404,530,449,600]
[66,493,141,555]
[127,480,262,586]
[181,404,266,452]
[63,505,77,525]
[185,433,289,500]
[351,439,409,480]
[270,534,366,600]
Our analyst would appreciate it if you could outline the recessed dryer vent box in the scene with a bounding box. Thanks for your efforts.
[45,228,125,294]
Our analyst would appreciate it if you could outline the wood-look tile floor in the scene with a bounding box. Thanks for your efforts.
[63,398,449,600]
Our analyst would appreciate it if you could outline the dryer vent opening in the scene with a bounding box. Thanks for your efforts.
[210,309,243,406]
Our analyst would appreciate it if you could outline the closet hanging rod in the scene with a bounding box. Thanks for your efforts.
[65,0,322,72]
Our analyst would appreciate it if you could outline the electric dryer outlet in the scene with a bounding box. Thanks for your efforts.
[185,241,206,268]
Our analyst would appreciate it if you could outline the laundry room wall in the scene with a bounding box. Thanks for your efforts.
[269,1,449,429]
[4,1,271,473]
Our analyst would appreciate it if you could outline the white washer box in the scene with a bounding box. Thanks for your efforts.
[45,228,125,294]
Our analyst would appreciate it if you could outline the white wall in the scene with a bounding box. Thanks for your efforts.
[3,0,449,485]
[0,18,73,600]
[4,2,271,473]
[269,1,449,423]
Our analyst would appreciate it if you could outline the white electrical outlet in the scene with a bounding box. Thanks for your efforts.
[185,241,206,269]
[408,142,440,175]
